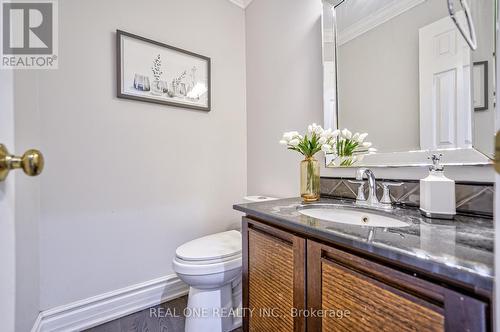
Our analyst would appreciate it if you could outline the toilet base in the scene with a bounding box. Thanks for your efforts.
[185,283,241,332]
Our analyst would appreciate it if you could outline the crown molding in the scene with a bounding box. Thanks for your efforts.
[227,0,254,9]
[338,0,427,46]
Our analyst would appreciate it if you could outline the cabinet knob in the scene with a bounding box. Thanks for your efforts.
[0,144,44,181]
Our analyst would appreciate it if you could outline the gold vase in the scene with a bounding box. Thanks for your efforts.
[300,156,320,202]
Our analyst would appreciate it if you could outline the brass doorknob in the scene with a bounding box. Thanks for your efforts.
[0,144,44,181]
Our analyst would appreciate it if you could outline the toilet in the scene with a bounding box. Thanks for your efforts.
[173,230,243,332]
[173,196,277,332]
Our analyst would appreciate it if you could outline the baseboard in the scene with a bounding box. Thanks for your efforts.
[31,274,188,332]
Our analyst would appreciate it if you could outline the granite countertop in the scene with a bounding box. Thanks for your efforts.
[233,197,494,297]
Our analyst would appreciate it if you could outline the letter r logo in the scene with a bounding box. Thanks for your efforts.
[2,2,53,54]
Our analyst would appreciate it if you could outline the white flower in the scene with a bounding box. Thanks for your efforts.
[279,140,288,145]
[318,136,327,144]
[332,129,340,137]
[308,123,317,133]
[284,131,300,140]
[352,133,360,142]
[362,142,372,148]
[308,123,324,136]
[322,128,332,138]
[289,139,300,147]
[358,133,368,142]
[321,144,333,153]
[321,128,338,141]
[341,128,352,139]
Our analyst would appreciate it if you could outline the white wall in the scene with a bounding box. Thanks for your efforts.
[246,0,324,197]
[17,0,247,310]
[245,0,494,199]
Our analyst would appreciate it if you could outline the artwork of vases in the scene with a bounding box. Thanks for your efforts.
[133,74,150,91]
[150,80,163,95]
[118,30,211,110]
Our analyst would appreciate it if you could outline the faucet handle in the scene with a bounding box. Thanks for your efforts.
[348,180,366,201]
[380,182,404,204]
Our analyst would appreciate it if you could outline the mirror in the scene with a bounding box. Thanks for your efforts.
[322,0,496,167]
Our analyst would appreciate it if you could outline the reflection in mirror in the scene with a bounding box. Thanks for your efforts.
[322,0,496,167]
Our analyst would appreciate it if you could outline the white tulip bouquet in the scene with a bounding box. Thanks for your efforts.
[279,124,375,166]
[334,128,376,166]
[279,124,376,201]
[279,123,337,158]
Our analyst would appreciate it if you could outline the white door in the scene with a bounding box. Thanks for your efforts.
[419,14,473,150]
[0,72,16,332]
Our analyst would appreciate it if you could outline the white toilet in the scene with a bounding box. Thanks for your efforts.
[173,196,277,332]
[173,230,243,332]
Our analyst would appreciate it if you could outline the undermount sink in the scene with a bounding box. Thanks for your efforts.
[298,205,410,228]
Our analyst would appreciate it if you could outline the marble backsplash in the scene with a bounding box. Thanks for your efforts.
[320,177,494,217]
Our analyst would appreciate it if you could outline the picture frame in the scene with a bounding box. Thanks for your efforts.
[116,30,211,111]
[473,61,488,111]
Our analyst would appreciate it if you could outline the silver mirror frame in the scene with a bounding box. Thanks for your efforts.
[322,0,495,168]
[447,0,478,50]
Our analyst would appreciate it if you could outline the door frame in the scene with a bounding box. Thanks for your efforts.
[0,70,17,332]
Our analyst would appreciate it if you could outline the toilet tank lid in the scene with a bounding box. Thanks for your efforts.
[176,230,242,261]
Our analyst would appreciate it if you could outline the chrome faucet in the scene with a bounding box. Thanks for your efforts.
[356,168,385,208]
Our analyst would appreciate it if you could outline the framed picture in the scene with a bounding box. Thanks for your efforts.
[116,30,211,111]
[473,61,488,111]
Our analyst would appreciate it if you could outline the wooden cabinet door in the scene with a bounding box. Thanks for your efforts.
[307,240,489,332]
[242,217,306,332]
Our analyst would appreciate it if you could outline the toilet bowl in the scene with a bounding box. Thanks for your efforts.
[173,230,242,332]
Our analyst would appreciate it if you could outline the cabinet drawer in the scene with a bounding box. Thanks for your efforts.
[307,240,489,332]
[322,258,444,331]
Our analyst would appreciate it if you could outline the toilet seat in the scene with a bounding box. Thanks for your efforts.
[176,230,242,261]
[173,230,242,275]
[173,254,242,275]
[175,251,242,265]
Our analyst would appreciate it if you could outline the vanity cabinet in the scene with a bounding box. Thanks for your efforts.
[242,218,306,332]
[242,217,490,332]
